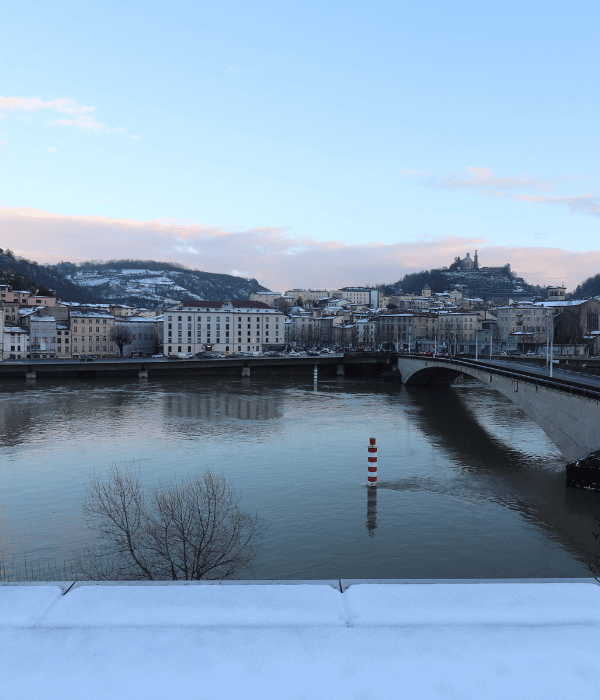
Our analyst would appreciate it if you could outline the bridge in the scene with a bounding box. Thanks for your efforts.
[397,355,600,464]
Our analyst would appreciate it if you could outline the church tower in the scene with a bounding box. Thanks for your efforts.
[473,250,479,269]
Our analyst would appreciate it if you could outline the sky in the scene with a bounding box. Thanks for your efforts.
[1,0,599,293]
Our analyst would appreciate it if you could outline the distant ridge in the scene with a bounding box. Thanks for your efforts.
[0,250,270,307]
[49,259,271,307]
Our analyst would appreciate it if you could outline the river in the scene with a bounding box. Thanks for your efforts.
[0,374,598,580]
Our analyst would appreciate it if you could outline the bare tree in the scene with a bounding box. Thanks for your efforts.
[110,326,133,356]
[73,466,265,580]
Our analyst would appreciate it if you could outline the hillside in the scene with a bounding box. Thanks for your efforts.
[49,260,269,307]
[0,250,270,307]
[0,249,96,302]
[573,274,600,299]
[381,265,542,300]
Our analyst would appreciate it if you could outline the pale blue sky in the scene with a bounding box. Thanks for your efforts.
[1,1,599,290]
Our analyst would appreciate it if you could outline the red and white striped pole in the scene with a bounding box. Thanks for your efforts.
[367,437,377,487]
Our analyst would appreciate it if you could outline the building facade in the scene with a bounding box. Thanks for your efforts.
[164,301,286,355]
[70,312,118,358]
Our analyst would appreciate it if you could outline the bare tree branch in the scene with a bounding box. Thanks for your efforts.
[73,465,265,580]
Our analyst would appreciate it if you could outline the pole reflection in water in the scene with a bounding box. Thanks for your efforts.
[366,486,378,537]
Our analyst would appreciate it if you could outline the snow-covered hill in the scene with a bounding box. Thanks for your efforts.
[50,260,270,307]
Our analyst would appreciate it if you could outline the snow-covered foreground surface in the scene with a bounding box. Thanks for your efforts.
[2,580,600,699]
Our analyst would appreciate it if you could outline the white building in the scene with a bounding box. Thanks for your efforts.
[164,301,286,355]
[3,327,29,360]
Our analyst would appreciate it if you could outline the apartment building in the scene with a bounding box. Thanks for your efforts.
[70,312,118,358]
[29,316,57,359]
[164,301,286,355]
[494,304,552,351]
[379,313,437,351]
[115,316,162,356]
[332,287,381,308]
[250,292,282,306]
[3,327,29,360]
[436,311,496,354]
[284,289,329,305]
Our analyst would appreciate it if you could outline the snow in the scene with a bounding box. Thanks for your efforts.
[0,585,64,626]
[2,581,600,699]
[38,583,345,628]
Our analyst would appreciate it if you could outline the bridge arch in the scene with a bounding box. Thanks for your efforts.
[397,356,600,463]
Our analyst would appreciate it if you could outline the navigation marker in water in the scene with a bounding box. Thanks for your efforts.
[368,437,377,487]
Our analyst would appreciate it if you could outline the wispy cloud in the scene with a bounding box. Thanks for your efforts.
[439,166,533,191]
[489,191,600,217]
[1,206,599,293]
[47,146,58,153]
[404,165,600,219]
[0,96,124,134]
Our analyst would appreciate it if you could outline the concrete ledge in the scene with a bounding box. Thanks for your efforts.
[3,580,600,699]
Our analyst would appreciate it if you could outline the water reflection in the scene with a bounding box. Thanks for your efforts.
[0,382,145,448]
[403,381,600,570]
[163,390,281,422]
[366,487,378,537]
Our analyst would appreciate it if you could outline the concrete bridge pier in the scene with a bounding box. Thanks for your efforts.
[25,369,36,380]
[242,365,251,378]
[337,364,345,376]
[138,369,149,378]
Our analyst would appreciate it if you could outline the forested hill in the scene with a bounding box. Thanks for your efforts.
[48,259,270,307]
[0,250,270,307]
[381,265,542,299]
[0,249,96,302]
[573,274,600,299]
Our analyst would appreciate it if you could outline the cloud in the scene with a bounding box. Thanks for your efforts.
[489,191,600,217]
[439,166,533,191]
[0,95,124,134]
[47,146,58,153]
[129,134,142,140]
[404,165,600,219]
[1,206,599,293]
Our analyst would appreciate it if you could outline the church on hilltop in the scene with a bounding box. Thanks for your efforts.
[451,251,479,270]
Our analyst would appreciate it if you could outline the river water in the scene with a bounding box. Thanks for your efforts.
[0,374,598,580]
